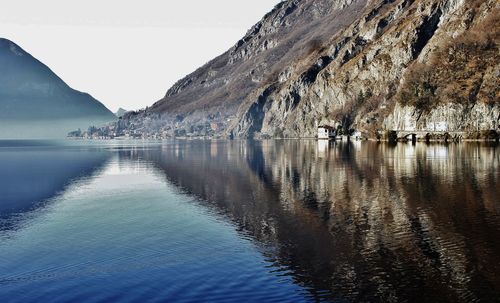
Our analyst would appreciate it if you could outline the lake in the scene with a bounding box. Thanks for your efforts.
[1,140,499,302]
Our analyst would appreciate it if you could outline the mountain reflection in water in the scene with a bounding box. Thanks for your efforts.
[1,140,499,302]
[0,143,110,230]
[133,140,500,302]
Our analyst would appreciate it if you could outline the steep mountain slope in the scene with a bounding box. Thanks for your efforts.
[152,0,365,115]
[120,0,499,139]
[0,38,115,138]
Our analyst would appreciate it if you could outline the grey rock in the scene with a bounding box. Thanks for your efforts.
[116,0,499,140]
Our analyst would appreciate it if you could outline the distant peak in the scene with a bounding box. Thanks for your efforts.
[0,38,12,48]
[115,108,128,118]
[0,38,25,56]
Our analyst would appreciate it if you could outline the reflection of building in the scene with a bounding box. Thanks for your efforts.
[210,140,219,158]
[317,140,329,156]
[426,145,449,159]
[318,126,336,139]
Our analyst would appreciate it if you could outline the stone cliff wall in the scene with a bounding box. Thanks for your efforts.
[116,0,498,140]
[384,103,500,133]
[228,0,499,139]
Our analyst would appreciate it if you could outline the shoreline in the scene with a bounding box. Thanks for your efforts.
[64,136,500,144]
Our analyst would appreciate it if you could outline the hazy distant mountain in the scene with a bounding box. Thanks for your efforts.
[115,108,128,118]
[0,38,115,138]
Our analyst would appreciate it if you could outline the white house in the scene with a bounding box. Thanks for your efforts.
[352,131,363,140]
[318,126,336,140]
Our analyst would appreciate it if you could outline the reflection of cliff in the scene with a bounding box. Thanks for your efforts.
[0,145,111,227]
[268,141,500,301]
[135,141,500,302]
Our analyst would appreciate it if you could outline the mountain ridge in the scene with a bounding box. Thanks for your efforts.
[112,0,499,140]
[0,38,116,138]
[0,38,115,120]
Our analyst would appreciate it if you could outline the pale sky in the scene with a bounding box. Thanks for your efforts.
[1,0,281,112]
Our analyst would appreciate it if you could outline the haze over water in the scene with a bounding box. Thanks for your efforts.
[1,140,499,302]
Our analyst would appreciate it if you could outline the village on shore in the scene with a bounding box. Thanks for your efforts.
[68,120,500,142]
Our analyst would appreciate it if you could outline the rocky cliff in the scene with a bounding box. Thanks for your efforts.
[119,0,499,139]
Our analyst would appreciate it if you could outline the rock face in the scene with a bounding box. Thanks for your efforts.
[384,103,500,138]
[119,0,499,139]
[0,38,115,138]
[115,108,128,118]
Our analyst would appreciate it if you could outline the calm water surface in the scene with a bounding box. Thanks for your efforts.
[0,140,499,302]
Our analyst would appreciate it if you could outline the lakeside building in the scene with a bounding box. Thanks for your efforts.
[318,126,336,140]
